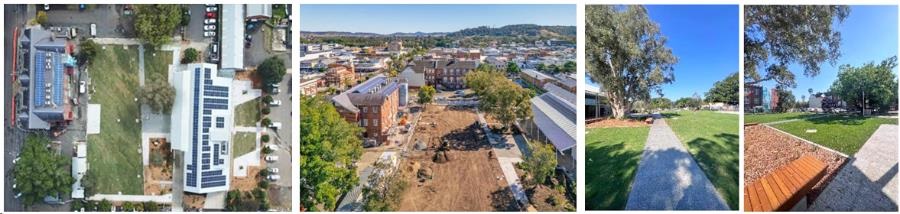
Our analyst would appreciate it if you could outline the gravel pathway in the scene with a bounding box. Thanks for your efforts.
[810,125,898,211]
[625,115,728,210]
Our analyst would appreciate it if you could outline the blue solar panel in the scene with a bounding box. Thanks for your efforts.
[53,53,63,105]
[213,144,220,165]
[201,181,227,188]
[34,51,46,106]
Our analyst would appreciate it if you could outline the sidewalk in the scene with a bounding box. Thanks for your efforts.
[625,115,728,210]
[810,124,898,211]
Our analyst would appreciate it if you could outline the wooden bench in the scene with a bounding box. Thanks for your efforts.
[745,155,827,211]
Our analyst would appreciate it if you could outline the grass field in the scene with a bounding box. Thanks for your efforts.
[232,132,257,158]
[744,112,814,124]
[772,115,897,154]
[143,48,172,81]
[234,98,261,126]
[665,111,740,209]
[85,45,143,194]
[585,127,650,210]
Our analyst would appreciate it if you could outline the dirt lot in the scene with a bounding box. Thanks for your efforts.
[398,105,517,211]
[144,138,173,195]
[744,124,848,204]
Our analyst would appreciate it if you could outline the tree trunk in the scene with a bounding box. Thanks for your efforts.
[609,95,630,119]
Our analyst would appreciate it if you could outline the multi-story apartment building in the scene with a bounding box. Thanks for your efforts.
[410,59,478,90]
[324,64,355,87]
[331,74,406,143]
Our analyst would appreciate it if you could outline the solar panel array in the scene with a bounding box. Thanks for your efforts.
[34,51,46,106]
[199,67,229,188]
[53,52,63,105]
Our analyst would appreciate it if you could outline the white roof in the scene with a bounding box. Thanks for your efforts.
[220,4,245,71]
[522,69,553,81]
[245,4,272,18]
[530,92,576,152]
[86,104,101,134]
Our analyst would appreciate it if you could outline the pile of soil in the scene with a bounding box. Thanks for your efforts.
[743,125,848,203]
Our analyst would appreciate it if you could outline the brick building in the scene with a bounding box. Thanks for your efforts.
[410,59,478,90]
[324,64,355,87]
[331,74,404,143]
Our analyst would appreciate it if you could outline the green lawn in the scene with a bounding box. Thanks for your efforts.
[143,48,172,81]
[585,127,649,210]
[85,45,143,194]
[743,112,814,124]
[231,132,256,158]
[665,111,739,209]
[772,115,897,154]
[234,98,261,126]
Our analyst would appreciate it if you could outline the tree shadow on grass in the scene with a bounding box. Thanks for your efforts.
[660,112,682,119]
[585,140,643,210]
[684,133,740,210]
[806,115,867,126]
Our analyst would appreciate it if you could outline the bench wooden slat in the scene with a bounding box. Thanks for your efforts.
[780,167,802,192]
[770,172,792,199]
[745,155,828,212]
[753,181,772,211]
[760,178,780,207]
[765,176,787,204]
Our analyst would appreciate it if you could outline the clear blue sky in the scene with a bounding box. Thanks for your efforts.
[757,5,899,100]
[587,5,740,100]
[299,4,576,34]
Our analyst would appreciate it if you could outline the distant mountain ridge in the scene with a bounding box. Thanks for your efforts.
[301,24,575,38]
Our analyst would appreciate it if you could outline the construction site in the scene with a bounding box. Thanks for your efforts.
[389,105,517,211]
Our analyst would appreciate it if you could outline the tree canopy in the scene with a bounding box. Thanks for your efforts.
[76,39,100,67]
[520,141,557,187]
[258,56,287,93]
[586,5,677,119]
[466,68,532,129]
[134,4,182,47]
[650,97,673,110]
[744,5,850,88]
[182,48,198,64]
[417,85,436,106]
[140,74,176,114]
[300,96,364,211]
[829,56,898,114]
[705,72,739,105]
[506,61,521,75]
[13,134,73,207]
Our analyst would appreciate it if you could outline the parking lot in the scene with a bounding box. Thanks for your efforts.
[44,4,134,38]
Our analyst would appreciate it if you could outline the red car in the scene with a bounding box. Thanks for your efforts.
[206,12,217,18]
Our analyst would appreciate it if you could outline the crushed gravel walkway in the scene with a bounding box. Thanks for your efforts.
[625,114,728,210]
[810,124,898,211]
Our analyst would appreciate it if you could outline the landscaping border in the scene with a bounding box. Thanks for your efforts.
[761,124,849,158]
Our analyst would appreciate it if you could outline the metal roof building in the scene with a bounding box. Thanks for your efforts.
[220,4,245,75]
[170,63,234,193]
[19,26,73,129]
[529,83,576,153]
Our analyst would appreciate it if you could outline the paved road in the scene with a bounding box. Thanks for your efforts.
[810,124,899,211]
[244,25,291,67]
[625,115,728,210]
[268,73,291,149]
[5,4,29,212]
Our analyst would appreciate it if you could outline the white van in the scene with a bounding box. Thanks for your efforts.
[90,23,96,37]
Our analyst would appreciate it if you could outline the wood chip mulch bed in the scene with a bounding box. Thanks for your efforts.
[585,119,649,129]
[743,124,848,204]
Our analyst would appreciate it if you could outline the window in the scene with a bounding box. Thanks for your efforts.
[362,107,367,113]
[374,119,378,126]
[362,119,368,127]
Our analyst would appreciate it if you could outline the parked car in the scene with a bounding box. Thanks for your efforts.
[205,7,218,12]
[90,23,96,37]
[204,25,216,31]
[265,144,279,151]
[265,155,278,162]
[269,122,282,130]
[272,87,280,94]
[267,175,280,181]
[204,19,217,25]
[268,168,279,173]
[43,4,50,11]
[79,81,86,94]
[206,12,217,18]
[269,99,281,106]
[203,31,216,37]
